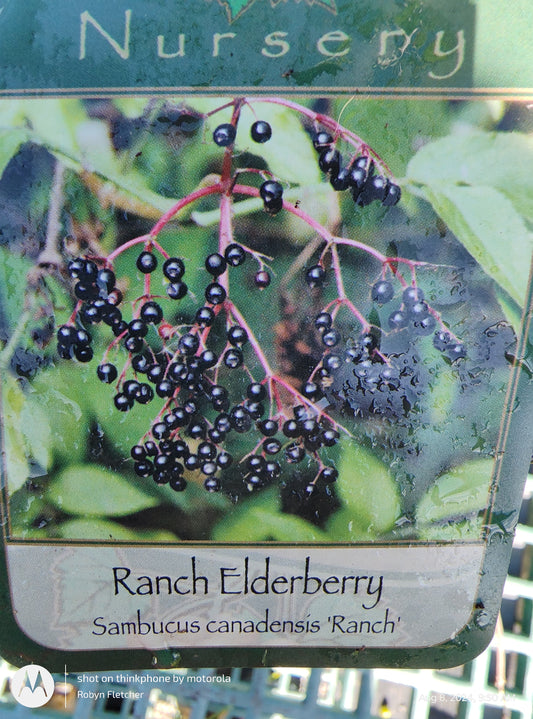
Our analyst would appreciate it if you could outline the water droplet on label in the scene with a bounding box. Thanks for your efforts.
[474,610,491,629]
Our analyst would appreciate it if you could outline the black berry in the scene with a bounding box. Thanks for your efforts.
[383,182,401,206]
[313,131,333,150]
[74,346,93,363]
[224,348,243,369]
[285,443,305,464]
[140,301,163,324]
[314,312,332,332]
[318,148,341,175]
[403,286,424,306]
[258,418,278,436]
[322,328,340,347]
[163,257,185,281]
[330,167,351,191]
[136,251,157,274]
[251,121,272,143]
[195,306,215,326]
[178,333,200,355]
[225,243,246,267]
[213,123,236,147]
[247,382,266,401]
[306,265,327,288]
[205,282,227,305]
[128,319,148,338]
[114,393,133,412]
[167,281,188,300]
[205,253,227,277]
[254,270,271,289]
[96,268,116,294]
[259,180,283,214]
[371,280,394,304]
[227,325,248,346]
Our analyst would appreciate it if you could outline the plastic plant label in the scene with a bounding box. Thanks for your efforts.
[0,0,532,671]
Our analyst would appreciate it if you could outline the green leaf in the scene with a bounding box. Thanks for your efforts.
[495,287,523,333]
[56,519,178,542]
[0,246,32,334]
[20,397,52,472]
[335,97,452,177]
[92,382,166,458]
[0,99,28,126]
[0,100,32,176]
[113,97,153,119]
[407,130,533,306]
[326,509,380,542]
[332,443,402,536]
[64,119,179,216]
[427,358,460,426]
[416,458,495,539]
[8,490,47,539]
[31,385,87,465]
[47,464,157,517]
[24,99,88,159]
[2,419,33,492]
[410,183,532,306]
[238,102,321,186]
[213,490,328,542]
[1,375,52,493]
[23,100,180,220]
[417,517,484,542]
[408,130,533,220]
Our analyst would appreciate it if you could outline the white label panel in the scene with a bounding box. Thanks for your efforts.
[7,544,484,650]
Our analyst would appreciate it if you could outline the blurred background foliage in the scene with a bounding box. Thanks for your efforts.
[0,95,531,544]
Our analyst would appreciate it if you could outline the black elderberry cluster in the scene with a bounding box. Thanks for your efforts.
[313,310,341,350]
[311,279,467,419]
[309,307,409,419]
[128,376,340,494]
[371,281,466,359]
[325,339,422,420]
[313,131,401,207]
[56,258,122,362]
[241,400,339,495]
[57,243,341,495]
[380,284,438,336]
[56,324,93,362]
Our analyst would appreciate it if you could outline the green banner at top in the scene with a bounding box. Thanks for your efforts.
[0,0,476,93]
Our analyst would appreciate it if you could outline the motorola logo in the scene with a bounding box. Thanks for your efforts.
[10,665,55,708]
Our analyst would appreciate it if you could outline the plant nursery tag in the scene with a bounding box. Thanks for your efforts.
[0,0,532,671]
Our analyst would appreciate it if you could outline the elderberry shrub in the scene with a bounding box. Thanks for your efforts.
[54,107,472,513]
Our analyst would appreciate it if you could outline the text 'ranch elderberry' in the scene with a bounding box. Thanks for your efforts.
[0,0,532,671]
